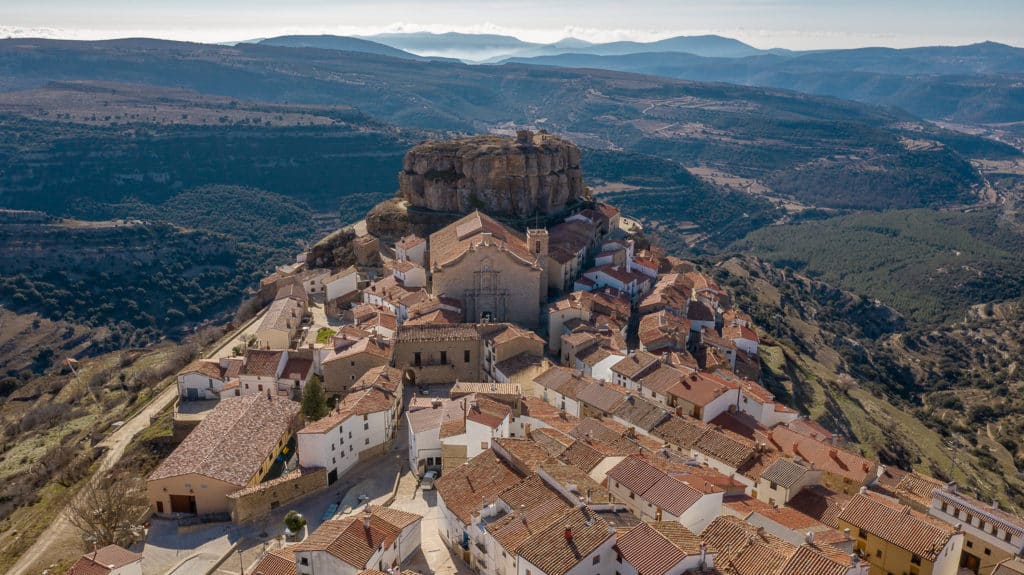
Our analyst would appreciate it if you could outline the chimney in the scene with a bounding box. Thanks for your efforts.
[564,525,573,541]
[843,527,851,539]
[519,504,527,523]
[859,486,868,495]
[586,488,593,504]
[850,553,859,567]
[992,500,1000,510]
[699,542,707,569]
[805,531,814,545]
[363,510,372,531]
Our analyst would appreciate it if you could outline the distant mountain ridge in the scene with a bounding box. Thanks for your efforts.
[258,35,421,60]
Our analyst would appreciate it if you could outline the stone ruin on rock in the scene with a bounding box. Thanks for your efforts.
[398,130,586,218]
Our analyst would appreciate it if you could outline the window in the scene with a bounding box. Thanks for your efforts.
[911,555,921,565]
[363,414,368,421]
[465,350,471,363]
[592,556,600,565]
[332,457,336,464]
[258,384,263,392]
[1005,531,1013,543]
[300,558,309,566]
[616,552,622,563]
[769,481,778,490]
[365,438,370,445]
[208,378,214,388]
[875,550,882,558]
[857,529,867,540]
[351,361,355,366]
[364,422,369,431]
[940,501,948,513]
[157,501,164,513]
[441,351,448,364]
[967,540,974,548]
[414,352,422,366]
[967,513,974,524]
[984,548,992,556]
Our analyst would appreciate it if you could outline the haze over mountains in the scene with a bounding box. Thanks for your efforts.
[253,32,1024,126]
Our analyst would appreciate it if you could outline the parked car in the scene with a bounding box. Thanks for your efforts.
[420,470,438,490]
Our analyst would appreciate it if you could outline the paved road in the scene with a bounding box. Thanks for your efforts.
[7,382,178,575]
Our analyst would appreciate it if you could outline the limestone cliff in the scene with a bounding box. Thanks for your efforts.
[398,131,586,218]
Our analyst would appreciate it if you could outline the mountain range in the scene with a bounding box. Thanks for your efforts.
[247,32,1024,126]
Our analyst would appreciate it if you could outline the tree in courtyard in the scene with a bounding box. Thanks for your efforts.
[67,471,149,548]
[301,375,329,421]
[284,510,307,534]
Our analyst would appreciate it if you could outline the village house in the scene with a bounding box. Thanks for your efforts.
[701,515,868,575]
[297,384,399,485]
[67,545,143,575]
[838,490,963,575]
[578,263,652,304]
[480,323,546,384]
[435,451,523,562]
[255,284,309,349]
[547,288,631,355]
[390,323,480,385]
[614,521,715,575]
[147,393,299,517]
[320,332,390,395]
[638,311,691,354]
[638,274,692,316]
[753,457,824,506]
[429,210,547,327]
[175,357,242,400]
[606,455,725,533]
[325,266,360,303]
[546,218,598,293]
[930,483,1024,574]
[766,426,879,495]
[394,234,427,266]
[237,348,316,400]
[293,506,423,575]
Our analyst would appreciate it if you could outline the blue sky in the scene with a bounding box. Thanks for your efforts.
[1,0,1020,49]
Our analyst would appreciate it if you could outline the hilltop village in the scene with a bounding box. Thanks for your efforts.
[80,132,1024,575]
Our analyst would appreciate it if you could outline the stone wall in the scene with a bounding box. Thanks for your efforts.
[398,132,585,218]
[227,467,327,524]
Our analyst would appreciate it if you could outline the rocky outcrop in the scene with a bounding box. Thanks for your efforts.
[398,131,586,218]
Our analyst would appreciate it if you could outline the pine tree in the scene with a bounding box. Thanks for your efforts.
[301,375,329,421]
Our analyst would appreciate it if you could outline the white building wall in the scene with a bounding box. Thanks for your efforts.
[326,271,359,302]
[177,373,224,400]
[931,534,964,575]
[700,388,740,423]
[676,492,724,533]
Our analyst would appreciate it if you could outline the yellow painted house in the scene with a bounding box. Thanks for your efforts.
[838,491,963,575]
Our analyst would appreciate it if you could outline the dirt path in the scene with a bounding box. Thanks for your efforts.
[7,383,178,575]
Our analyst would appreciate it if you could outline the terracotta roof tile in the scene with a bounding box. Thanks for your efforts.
[516,507,613,575]
[249,547,296,575]
[149,394,298,486]
[837,492,955,560]
[435,452,522,524]
[786,486,852,529]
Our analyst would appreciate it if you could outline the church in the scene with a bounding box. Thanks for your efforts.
[428,211,547,327]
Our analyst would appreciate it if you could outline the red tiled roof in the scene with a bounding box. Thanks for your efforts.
[768,427,876,484]
[243,349,284,377]
[295,507,421,569]
[516,507,613,575]
[837,492,955,560]
[67,546,142,575]
[249,547,296,575]
[787,486,852,529]
[616,522,701,575]
[429,211,537,270]
[435,452,522,524]
[149,394,298,486]
[179,359,225,380]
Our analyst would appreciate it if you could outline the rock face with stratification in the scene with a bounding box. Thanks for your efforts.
[398,131,585,218]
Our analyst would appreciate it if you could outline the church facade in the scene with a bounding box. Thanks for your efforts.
[428,211,547,327]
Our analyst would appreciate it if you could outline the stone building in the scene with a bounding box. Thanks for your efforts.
[428,211,546,327]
